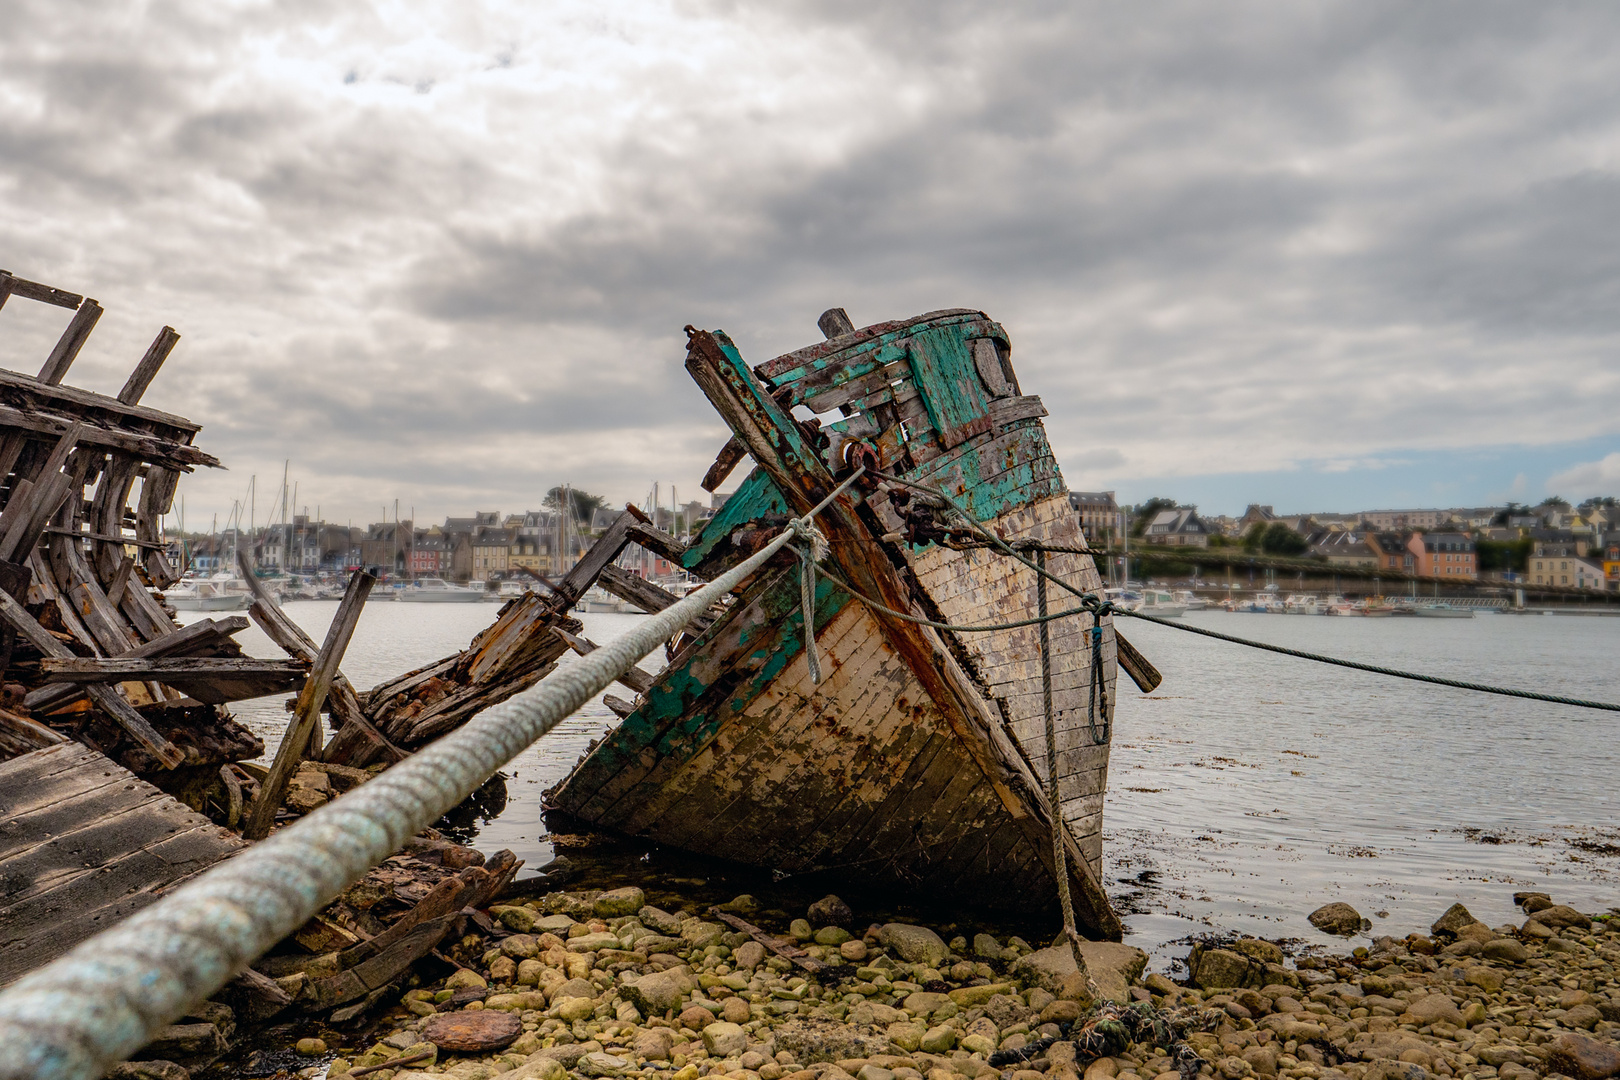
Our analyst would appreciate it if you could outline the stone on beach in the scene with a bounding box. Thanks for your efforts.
[1308,902,1366,936]
[1429,902,1480,936]
[423,1009,522,1052]
[877,923,950,967]
[1013,940,1148,1001]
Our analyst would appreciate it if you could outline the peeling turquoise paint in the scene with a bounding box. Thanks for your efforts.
[557,567,851,805]
[681,466,789,572]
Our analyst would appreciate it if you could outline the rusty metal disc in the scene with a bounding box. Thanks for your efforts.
[423,1009,522,1052]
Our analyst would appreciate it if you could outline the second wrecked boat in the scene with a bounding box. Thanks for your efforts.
[551,307,1154,938]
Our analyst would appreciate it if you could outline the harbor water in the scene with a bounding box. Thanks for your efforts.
[198,602,1620,968]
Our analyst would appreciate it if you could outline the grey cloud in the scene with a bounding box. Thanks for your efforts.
[3,0,1619,524]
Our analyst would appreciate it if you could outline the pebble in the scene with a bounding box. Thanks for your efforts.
[295,884,1618,1080]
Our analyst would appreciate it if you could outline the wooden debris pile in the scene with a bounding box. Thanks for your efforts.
[0,271,302,819]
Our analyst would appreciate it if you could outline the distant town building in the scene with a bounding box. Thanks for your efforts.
[1359,509,1449,530]
[1310,532,1377,568]
[1143,507,1210,547]
[1238,504,1276,535]
[1603,532,1620,588]
[1419,532,1476,579]
[1366,532,1417,573]
[470,526,515,578]
[409,532,450,576]
[1068,491,1120,545]
[1529,552,1606,589]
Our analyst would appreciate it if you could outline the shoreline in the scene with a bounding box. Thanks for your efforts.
[148,863,1617,1080]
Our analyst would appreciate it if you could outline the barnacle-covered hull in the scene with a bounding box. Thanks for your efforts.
[551,309,1123,935]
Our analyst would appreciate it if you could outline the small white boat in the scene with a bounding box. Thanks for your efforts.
[1409,602,1474,619]
[1173,589,1211,611]
[1283,593,1324,615]
[1137,589,1187,617]
[576,585,629,613]
[396,577,485,603]
[162,576,250,611]
[495,580,533,601]
[1233,593,1283,613]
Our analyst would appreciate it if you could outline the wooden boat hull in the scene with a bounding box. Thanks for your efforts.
[550,309,1124,935]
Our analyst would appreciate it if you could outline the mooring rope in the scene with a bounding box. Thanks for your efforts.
[1037,547,1101,1000]
[1115,606,1620,713]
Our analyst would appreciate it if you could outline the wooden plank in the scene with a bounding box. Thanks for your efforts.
[0,754,244,987]
[242,568,374,839]
[597,563,677,613]
[627,521,686,564]
[39,655,305,684]
[0,706,68,757]
[0,405,215,471]
[104,555,135,607]
[553,508,645,605]
[25,616,249,713]
[137,466,181,587]
[709,908,828,974]
[0,744,124,820]
[236,551,394,766]
[118,326,181,405]
[0,274,83,310]
[0,365,201,434]
[0,422,83,562]
[0,585,183,768]
[602,694,635,719]
[701,435,748,493]
[37,299,103,386]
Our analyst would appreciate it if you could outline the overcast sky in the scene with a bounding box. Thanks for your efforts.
[3,0,1618,528]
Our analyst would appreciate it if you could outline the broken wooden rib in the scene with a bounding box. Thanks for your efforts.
[551,308,1130,935]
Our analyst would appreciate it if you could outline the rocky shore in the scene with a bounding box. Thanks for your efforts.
[177,886,1619,1080]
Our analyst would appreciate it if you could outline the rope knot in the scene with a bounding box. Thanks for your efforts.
[789,516,830,564]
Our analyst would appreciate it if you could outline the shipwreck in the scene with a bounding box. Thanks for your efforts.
[550,307,1153,938]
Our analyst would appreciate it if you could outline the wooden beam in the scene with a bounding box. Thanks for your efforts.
[701,435,748,493]
[26,615,249,713]
[0,404,217,471]
[118,326,181,405]
[38,299,102,386]
[0,706,68,757]
[709,907,829,975]
[0,365,201,434]
[0,424,86,562]
[39,656,306,684]
[0,273,83,310]
[552,509,642,606]
[0,585,184,768]
[242,568,374,840]
[1114,632,1162,693]
[105,555,135,607]
[626,521,686,565]
[597,563,716,635]
[41,526,164,551]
